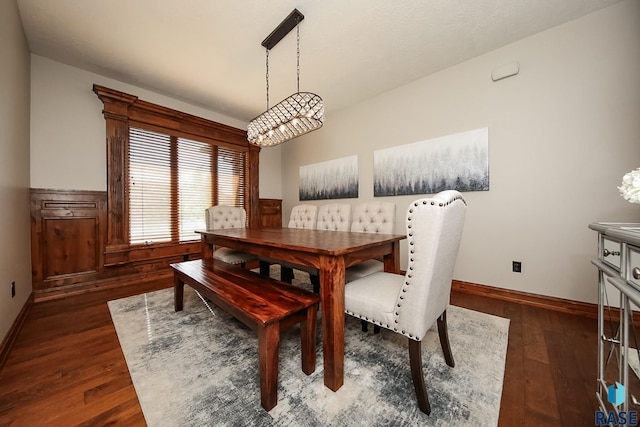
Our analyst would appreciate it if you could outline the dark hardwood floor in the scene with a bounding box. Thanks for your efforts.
[0,281,599,426]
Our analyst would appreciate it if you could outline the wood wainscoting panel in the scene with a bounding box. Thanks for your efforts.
[31,189,106,291]
[31,188,205,301]
[258,198,282,227]
[43,217,99,277]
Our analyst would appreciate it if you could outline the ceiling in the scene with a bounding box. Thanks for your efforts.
[17,0,621,123]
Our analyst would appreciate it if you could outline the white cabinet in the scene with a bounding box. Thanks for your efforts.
[590,222,640,414]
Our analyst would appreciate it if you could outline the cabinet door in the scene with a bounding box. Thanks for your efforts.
[31,189,106,291]
[258,199,282,227]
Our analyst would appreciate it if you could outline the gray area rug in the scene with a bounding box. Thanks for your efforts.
[108,269,509,426]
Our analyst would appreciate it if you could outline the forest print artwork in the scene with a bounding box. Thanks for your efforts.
[374,128,489,196]
[299,155,358,200]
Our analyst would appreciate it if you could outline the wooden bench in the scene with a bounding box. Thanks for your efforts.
[171,258,320,411]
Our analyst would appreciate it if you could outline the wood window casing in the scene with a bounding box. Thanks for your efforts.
[93,84,260,266]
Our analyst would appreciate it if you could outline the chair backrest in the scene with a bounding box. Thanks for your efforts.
[350,202,396,234]
[395,190,467,341]
[316,203,352,231]
[288,204,318,229]
[205,205,247,230]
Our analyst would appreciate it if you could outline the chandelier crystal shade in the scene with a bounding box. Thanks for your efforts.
[247,9,324,147]
[247,92,324,147]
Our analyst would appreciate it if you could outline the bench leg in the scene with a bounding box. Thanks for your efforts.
[174,274,184,312]
[300,305,318,375]
[258,323,279,411]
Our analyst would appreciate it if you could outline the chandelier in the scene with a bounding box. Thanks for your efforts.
[247,9,324,147]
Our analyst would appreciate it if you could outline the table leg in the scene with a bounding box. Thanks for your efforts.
[174,274,184,312]
[200,234,213,260]
[320,255,345,391]
[383,240,401,273]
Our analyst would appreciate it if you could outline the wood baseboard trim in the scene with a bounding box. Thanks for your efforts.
[33,270,173,302]
[452,280,638,323]
[452,280,597,318]
[0,292,34,373]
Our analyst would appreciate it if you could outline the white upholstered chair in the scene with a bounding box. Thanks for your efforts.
[205,205,257,266]
[345,201,396,283]
[316,203,352,231]
[287,204,318,229]
[300,203,352,291]
[344,190,467,414]
[272,204,319,282]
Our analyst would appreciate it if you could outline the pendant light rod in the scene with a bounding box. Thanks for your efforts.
[261,9,305,50]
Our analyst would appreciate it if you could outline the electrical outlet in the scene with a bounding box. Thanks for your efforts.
[512,261,522,273]
[11,281,15,298]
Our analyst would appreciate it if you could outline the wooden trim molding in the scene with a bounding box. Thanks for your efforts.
[452,279,638,323]
[247,144,261,227]
[92,84,261,245]
[34,270,174,303]
[0,293,34,373]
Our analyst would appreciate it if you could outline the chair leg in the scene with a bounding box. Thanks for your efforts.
[259,261,271,277]
[408,339,431,415]
[360,320,381,334]
[281,266,294,283]
[437,310,455,367]
[310,274,320,293]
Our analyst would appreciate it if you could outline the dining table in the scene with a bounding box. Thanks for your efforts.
[197,226,406,392]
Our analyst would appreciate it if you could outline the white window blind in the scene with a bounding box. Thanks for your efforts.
[129,128,173,244]
[178,137,213,242]
[128,127,246,245]
[218,146,246,207]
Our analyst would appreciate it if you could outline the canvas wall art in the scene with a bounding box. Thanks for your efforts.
[299,155,358,200]
[374,128,489,197]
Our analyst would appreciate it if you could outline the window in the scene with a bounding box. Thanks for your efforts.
[94,84,258,265]
[129,127,246,245]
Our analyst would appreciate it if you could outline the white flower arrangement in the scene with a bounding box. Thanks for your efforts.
[619,168,640,204]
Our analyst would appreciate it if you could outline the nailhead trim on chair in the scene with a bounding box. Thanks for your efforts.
[345,192,466,340]
[392,193,466,339]
[346,193,466,336]
[344,310,391,330]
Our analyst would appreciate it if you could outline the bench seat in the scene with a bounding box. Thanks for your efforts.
[171,258,320,411]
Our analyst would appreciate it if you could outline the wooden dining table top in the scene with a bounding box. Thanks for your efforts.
[197,227,406,255]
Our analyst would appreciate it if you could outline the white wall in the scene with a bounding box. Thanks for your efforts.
[0,0,32,343]
[258,144,283,199]
[30,56,250,191]
[279,0,640,304]
[30,55,281,198]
